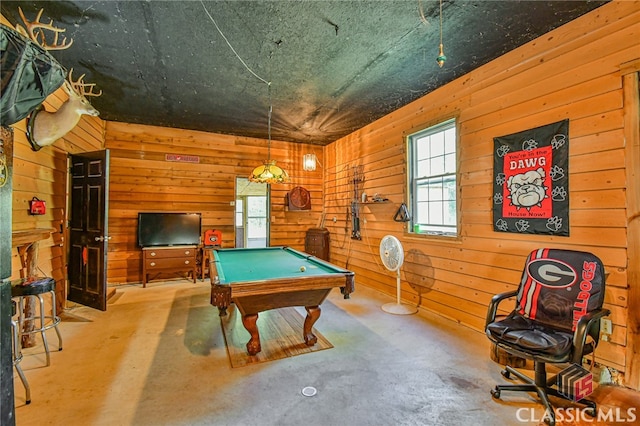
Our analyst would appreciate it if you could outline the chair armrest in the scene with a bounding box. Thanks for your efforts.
[571,308,611,364]
[485,290,518,329]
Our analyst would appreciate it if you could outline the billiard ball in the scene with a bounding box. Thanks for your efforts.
[300,266,306,272]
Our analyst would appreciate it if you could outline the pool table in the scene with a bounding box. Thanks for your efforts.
[209,246,355,355]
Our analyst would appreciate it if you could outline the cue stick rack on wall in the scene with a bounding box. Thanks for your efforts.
[349,165,364,240]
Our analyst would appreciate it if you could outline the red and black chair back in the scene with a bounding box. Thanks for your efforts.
[515,248,605,333]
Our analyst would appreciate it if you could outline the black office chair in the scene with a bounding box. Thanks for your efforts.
[485,248,610,426]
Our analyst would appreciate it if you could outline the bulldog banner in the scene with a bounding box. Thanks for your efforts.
[493,119,569,236]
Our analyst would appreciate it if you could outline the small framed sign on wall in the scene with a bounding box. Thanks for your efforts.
[492,119,569,236]
[165,154,200,163]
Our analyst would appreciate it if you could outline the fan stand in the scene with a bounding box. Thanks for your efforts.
[381,269,418,315]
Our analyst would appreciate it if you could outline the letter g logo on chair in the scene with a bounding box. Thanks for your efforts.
[527,258,577,288]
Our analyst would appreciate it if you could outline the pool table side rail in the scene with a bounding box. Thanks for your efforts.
[213,273,354,297]
[284,247,352,273]
[209,273,354,316]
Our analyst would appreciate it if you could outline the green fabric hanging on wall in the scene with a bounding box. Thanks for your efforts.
[0,24,65,126]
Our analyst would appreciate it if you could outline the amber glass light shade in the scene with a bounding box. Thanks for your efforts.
[249,159,290,184]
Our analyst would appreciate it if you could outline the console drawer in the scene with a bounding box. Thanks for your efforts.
[145,247,196,259]
[145,257,194,269]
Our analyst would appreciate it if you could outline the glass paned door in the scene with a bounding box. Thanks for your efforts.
[235,177,269,248]
[246,196,267,247]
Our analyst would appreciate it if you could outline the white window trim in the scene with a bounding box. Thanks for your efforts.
[406,118,459,238]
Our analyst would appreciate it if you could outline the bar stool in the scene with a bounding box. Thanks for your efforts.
[11,300,31,404]
[11,277,63,367]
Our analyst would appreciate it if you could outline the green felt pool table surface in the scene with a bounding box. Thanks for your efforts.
[212,246,351,283]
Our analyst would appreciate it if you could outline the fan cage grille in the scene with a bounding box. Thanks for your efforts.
[380,235,404,271]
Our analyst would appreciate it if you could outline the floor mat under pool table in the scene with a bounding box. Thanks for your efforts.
[221,305,333,367]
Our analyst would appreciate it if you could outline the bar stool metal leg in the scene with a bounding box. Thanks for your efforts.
[36,293,51,366]
[51,289,63,349]
[32,291,63,366]
[43,290,62,364]
[11,301,31,404]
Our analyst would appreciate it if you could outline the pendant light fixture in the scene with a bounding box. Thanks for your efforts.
[249,84,289,184]
[436,0,447,68]
[303,153,317,171]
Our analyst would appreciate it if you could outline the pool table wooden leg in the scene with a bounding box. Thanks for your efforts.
[303,305,321,346]
[241,313,261,355]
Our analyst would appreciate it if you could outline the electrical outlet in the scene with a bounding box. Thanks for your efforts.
[601,318,613,335]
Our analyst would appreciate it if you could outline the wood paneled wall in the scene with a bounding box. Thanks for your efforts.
[323,0,639,384]
[8,86,105,311]
[104,122,323,284]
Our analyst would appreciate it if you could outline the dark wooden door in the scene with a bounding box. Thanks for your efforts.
[68,150,110,311]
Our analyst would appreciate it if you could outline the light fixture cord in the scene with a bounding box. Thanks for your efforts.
[439,0,443,46]
[200,0,270,87]
[267,83,272,161]
[201,0,277,167]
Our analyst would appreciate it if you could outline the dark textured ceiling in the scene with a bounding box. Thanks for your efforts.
[1,1,608,146]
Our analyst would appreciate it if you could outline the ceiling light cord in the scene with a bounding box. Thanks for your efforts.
[200,0,270,86]
[201,0,288,183]
[267,84,273,159]
[436,0,447,67]
[440,0,443,45]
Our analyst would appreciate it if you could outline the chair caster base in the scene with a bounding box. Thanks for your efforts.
[490,387,501,399]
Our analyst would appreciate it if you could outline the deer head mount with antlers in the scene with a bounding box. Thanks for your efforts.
[27,69,102,151]
[12,7,103,151]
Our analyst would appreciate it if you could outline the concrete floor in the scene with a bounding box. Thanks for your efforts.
[10,279,618,426]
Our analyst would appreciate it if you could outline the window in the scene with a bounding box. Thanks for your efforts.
[408,119,458,236]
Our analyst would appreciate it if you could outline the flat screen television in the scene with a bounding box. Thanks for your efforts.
[138,212,201,247]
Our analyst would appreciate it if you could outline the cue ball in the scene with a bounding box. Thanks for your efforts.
[300,266,306,272]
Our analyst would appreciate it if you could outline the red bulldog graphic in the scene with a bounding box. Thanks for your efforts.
[503,146,552,218]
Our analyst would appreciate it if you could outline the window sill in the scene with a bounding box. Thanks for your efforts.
[405,232,462,244]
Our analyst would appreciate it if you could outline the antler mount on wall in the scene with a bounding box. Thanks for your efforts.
[1,7,102,151]
[27,69,102,151]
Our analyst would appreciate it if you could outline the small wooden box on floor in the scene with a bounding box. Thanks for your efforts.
[305,228,330,261]
[142,246,197,287]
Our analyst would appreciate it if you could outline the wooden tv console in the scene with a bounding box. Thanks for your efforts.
[142,245,197,287]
